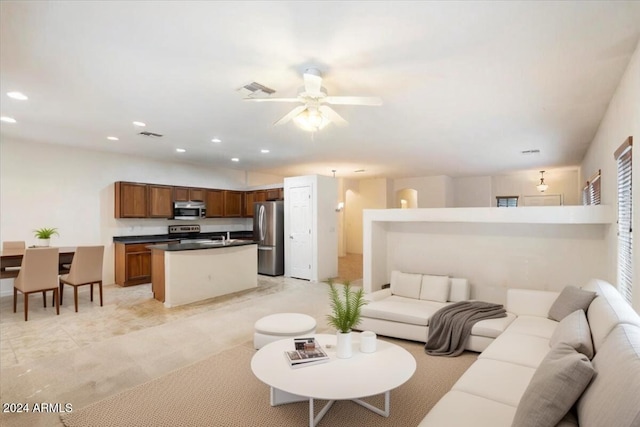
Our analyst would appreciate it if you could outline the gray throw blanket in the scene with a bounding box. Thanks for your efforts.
[425,301,506,357]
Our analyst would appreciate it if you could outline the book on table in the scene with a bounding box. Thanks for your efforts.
[284,337,329,368]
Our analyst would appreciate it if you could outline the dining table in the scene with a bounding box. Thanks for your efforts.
[0,246,76,279]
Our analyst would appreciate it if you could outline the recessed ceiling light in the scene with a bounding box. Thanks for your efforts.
[133,121,146,127]
[231,157,239,162]
[261,149,270,153]
[107,136,119,141]
[211,138,222,143]
[0,116,17,123]
[176,148,186,153]
[7,91,28,100]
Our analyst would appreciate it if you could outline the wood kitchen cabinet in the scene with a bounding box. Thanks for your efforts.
[174,187,205,202]
[224,191,243,217]
[206,189,224,217]
[115,241,174,286]
[115,181,148,218]
[243,190,267,217]
[265,188,283,201]
[148,185,173,218]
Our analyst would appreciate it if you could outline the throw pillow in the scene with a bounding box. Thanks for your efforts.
[549,309,594,359]
[511,343,595,427]
[419,275,450,302]
[548,286,596,321]
[390,271,422,299]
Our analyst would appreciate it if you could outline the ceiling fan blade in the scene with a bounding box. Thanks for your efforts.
[303,68,323,95]
[243,97,300,103]
[273,105,307,126]
[319,106,348,126]
[324,96,383,106]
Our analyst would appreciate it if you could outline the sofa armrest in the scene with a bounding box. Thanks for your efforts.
[365,288,392,302]
[507,289,559,317]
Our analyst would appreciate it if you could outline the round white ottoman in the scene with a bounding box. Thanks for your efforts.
[253,313,317,349]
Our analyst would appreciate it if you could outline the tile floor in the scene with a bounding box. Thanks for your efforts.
[0,275,340,427]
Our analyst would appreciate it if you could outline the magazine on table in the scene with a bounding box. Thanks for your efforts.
[284,337,329,368]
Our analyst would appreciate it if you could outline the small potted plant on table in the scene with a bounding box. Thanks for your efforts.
[34,227,59,247]
[326,278,367,359]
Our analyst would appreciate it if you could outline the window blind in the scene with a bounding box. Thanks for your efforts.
[582,170,601,206]
[496,196,518,207]
[615,137,633,304]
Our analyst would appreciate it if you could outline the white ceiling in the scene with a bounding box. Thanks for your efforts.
[1,1,639,179]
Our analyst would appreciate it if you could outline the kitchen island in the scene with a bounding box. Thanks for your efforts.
[149,240,257,308]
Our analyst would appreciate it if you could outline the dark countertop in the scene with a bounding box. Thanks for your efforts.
[147,240,257,251]
[113,231,253,244]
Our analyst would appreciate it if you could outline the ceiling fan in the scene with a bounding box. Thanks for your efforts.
[244,68,383,132]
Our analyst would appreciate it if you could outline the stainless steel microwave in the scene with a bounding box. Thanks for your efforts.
[173,201,206,220]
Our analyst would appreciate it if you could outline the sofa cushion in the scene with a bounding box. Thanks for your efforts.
[449,277,470,302]
[506,315,558,340]
[470,312,517,339]
[419,275,450,302]
[479,332,550,368]
[452,358,536,407]
[582,280,640,351]
[360,295,445,326]
[548,286,596,321]
[549,309,593,359]
[390,271,422,299]
[511,342,595,427]
[576,324,640,427]
[418,390,517,427]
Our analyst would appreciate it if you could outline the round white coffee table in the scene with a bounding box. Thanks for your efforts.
[251,333,416,427]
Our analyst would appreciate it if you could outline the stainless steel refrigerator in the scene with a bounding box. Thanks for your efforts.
[253,200,284,276]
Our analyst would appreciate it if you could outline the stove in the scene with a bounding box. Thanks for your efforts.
[169,225,201,235]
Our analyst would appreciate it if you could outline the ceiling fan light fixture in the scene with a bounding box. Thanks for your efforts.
[536,170,549,192]
[294,108,329,132]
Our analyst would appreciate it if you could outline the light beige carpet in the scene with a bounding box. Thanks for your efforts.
[60,338,476,427]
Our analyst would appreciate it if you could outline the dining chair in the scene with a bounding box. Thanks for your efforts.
[1,241,26,276]
[59,246,104,312]
[13,247,60,321]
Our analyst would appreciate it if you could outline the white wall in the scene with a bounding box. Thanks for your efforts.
[0,138,283,296]
[393,175,453,208]
[453,176,493,207]
[492,169,580,206]
[581,39,640,310]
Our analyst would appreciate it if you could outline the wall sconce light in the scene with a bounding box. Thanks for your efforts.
[536,170,549,193]
[400,199,408,209]
[336,202,344,212]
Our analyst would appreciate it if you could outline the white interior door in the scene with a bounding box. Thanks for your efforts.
[289,185,313,280]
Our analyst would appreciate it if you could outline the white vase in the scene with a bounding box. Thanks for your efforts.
[37,238,50,247]
[336,331,353,359]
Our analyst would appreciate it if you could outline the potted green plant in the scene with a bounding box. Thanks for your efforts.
[326,278,367,358]
[33,227,59,247]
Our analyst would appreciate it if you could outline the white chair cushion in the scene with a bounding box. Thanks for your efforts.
[254,313,316,335]
[390,270,422,299]
[506,315,558,340]
[360,296,445,326]
[418,390,516,427]
[419,275,450,302]
[452,358,536,407]
[470,313,517,339]
[479,332,551,368]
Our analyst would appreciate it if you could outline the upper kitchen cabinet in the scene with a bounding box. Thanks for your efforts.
[266,188,284,201]
[148,184,173,218]
[115,181,148,218]
[174,187,205,202]
[244,190,267,217]
[206,189,224,217]
[224,191,243,217]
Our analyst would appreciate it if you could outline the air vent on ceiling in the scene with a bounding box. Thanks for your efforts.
[521,149,540,155]
[237,81,276,97]
[138,131,163,138]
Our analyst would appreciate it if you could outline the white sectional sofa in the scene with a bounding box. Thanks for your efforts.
[419,279,640,427]
[359,271,516,352]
